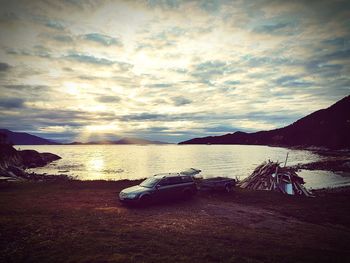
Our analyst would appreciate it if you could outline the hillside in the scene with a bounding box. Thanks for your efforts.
[115,137,169,145]
[68,137,170,145]
[179,95,350,149]
[0,129,59,145]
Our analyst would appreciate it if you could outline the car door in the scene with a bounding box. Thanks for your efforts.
[180,176,195,193]
[155,178,173,200]
[167,177,184,198]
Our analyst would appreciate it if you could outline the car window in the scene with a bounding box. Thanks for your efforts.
[158,178,170,186]
[168,177,183,185]
[140,177,159,188]
[181,176,193,183]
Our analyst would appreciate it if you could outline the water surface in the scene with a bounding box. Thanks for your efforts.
[17,145,350,189]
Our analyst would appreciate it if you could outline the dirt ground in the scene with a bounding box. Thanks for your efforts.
[1,180,350,262]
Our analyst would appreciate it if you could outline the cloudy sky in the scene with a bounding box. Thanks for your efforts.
[0,0,349,143]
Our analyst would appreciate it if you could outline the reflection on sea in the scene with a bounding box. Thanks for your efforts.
[19,145,350,189]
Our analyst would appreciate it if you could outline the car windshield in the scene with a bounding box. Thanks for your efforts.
[140,177,159,188]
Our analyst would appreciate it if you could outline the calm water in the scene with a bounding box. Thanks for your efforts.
[17,145,350,189]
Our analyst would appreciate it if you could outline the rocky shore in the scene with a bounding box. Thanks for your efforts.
[293,156,350,173]
[0,144,70,181]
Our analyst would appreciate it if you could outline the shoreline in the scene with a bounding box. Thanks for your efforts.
[3,143,350,189]
[2,144,350,262]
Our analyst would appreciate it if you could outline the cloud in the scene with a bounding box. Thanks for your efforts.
[0,97,25,108]
[191,60,235,84]
[224,80,240,86]
[0,0,349,142]
[83,33,121,46]
[241,55,295,68]
[275,75,313,87]
[204,125,238,133]
[53,34,73,42]
[96,95,121,103]
[305,60,344,77]
[147,83,173,88]
[120,113,165,121]
[147,0,181,9]
[171,96,192,106]
[323,49,350,61]
[322,37,349,47]
[6,46,52,58]
[65,52,115,65]
[4,84,49,91]
[253,22,294,34]
[45,20,65,30]
[0,62,10,71]
[0,107,117,135]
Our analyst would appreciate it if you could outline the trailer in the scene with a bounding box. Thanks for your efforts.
[198,177,236,193]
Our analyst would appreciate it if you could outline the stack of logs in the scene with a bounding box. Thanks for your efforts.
[238,161,314,197]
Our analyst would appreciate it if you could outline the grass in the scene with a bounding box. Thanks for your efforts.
[1,180,350,262]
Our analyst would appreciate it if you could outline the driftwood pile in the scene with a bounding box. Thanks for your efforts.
[238,161,314,197]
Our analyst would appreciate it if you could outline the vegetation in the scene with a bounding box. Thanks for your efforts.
[1,180,350,262]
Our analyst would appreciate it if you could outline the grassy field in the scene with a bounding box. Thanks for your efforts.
[1,180,350,262]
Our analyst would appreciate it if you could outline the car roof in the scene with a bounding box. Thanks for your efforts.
[153,173,183,179]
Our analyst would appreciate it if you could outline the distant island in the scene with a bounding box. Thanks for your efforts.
[179,95,350,149]
[68,137,171,145]
[0,129,170,145]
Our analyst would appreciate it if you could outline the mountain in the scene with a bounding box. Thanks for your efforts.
[68,137,170,145]
[0,129,60,145]
[115,137,169,145]
[179,95,350,149]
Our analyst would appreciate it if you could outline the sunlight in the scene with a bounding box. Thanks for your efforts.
[88,158,104,171]
[64,82,80,95]
[84,104,107,112]
[75,123,123,143]
[85,124,118,133]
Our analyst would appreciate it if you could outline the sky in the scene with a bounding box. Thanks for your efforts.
[0,0,349,143]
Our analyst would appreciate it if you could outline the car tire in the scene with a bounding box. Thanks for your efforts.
[139,195,151,206]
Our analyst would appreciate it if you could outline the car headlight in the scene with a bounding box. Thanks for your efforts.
[126,193,138,199]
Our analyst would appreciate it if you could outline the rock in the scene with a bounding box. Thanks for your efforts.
[7,165,26,177]
[342,161,350,169]
[0,143,62,181]
[40,152,61,163]
[18,150,60,168]
[19,150,46,168]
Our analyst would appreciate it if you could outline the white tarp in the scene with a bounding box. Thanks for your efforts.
[180,168,201,176]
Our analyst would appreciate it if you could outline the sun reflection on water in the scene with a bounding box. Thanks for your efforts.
[89,158,104,170]
[86,158,105,180]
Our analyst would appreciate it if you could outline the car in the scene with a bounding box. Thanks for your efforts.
[119,173,197,205]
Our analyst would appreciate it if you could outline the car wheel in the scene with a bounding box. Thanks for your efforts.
[139,195,151,206]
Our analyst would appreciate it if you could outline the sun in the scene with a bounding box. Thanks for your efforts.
[64,82,80,95]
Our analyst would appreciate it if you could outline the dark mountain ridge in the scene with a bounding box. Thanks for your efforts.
[0,129,59,145]
[179,95,350,149]
[68,137,170,145]
[0,129,170,145]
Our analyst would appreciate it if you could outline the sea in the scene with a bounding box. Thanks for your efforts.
[17,144,350,189]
